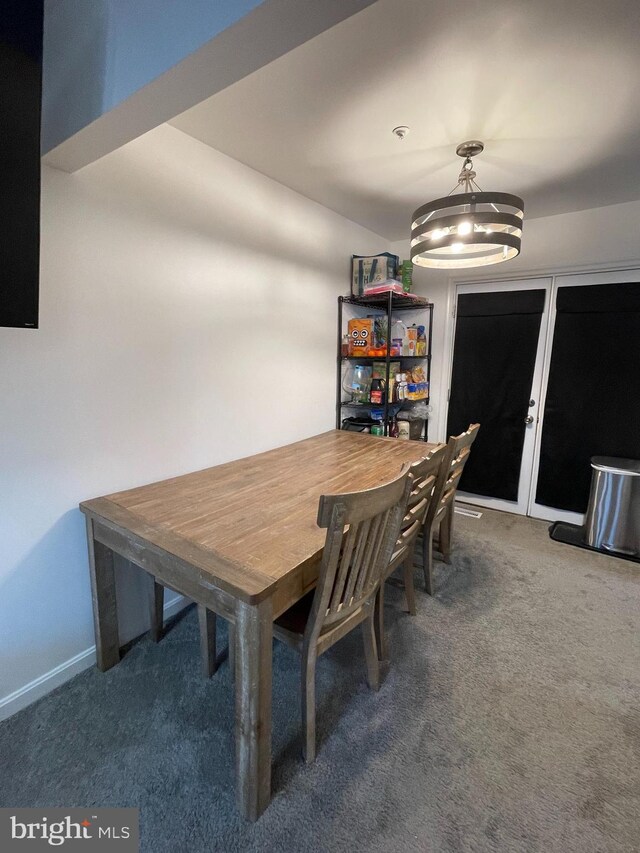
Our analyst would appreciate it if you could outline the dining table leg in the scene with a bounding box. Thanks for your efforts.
[234,597,273,821]
[147,575,164,643]
[198,605,218,678]
[85,517,120,672]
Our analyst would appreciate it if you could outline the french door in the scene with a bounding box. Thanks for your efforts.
[528,268,640,523]
[449,269,640,521]
[449,278,552,515]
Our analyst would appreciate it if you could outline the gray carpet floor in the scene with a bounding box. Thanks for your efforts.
[1,508,639,852]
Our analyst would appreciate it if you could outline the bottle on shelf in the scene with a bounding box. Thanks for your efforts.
[390,318,406,358]
[397,373,407,400]
[392,376,401,403]
[369,377,386,405]
[404,325,417,356]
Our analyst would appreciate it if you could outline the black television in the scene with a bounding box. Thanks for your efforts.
[0,0,43,329]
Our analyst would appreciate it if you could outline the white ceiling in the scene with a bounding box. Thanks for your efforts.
[171,0,640,240]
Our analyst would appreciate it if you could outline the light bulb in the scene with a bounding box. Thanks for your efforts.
[451,242,463,253]
[431,229,444,241]
[457,221,472,236]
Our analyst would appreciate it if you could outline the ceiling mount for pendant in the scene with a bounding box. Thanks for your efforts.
[455,140,484,159]
[410,140,524,270]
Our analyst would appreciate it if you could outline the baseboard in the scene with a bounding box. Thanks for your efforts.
[0,595,188,723]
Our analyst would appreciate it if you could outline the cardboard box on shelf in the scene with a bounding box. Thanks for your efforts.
[347,317,374,355]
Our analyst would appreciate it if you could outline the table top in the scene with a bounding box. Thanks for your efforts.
[81,430,438,607]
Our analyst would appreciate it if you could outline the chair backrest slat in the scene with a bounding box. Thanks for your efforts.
[340,516,373,610]
[308,469,412,639]
[393,514,421,560]
[328,521,360,613]
[354,508,389,599]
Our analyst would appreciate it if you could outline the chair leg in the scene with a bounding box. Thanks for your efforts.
[361,609,380,691]
[440,506,453,564]
[301,647,317,763]
[147,577,164,642]
[198,605,217,678]
[374,584,388,663]
[402,559,417,616]
[422,522,434,595]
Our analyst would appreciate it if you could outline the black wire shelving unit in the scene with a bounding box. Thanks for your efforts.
[336,292,434,441]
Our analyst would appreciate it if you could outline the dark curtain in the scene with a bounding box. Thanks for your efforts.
[0,0,43,328]
[536,282,640,512]
[447,289,546,501]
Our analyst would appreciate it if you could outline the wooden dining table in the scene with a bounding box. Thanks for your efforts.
[79,429,438,819]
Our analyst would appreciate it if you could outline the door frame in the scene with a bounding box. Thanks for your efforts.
[449,277,553,515]
[442,263,640,521]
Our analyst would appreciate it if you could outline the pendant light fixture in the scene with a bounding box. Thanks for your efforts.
[410,141,524,269]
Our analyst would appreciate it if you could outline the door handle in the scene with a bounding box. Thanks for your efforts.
[524,415,534,424]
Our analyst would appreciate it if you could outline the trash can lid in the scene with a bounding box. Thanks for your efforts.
[591,456,640,476]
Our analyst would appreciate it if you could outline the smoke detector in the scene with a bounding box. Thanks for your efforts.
[392,126,410,140]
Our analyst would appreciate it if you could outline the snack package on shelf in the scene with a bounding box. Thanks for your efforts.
[347,317,374,355]
[409,365,427,383]
[405,365,429,400]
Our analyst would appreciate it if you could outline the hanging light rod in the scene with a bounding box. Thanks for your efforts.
[410,140,524,270]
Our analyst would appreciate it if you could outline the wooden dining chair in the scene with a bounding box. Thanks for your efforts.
[376,446,447,658]
[421,423,480,594]
[272,468,412,762]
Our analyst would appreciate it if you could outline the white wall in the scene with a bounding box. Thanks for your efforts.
[391,199,640,441]
[0,124,388,719]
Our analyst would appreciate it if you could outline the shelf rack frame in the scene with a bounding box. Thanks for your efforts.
[336,291,434,441]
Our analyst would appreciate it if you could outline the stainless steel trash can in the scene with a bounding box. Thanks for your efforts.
[584,456,640,556]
